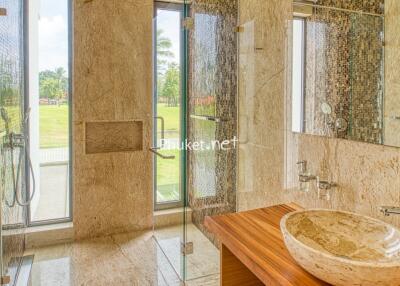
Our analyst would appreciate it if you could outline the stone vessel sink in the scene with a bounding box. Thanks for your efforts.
[280,209,400,286]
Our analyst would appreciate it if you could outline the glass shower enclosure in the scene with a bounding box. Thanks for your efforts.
[152,0,238,283]
[0,0,27,284]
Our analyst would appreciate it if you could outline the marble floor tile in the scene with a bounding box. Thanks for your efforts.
[27,231,180,286]
[27,224,219,286]
[154,223,220,281]
[185,274,220,286]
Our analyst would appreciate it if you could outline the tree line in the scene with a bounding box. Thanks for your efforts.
[157,29,179,107]
[39,67,68,103]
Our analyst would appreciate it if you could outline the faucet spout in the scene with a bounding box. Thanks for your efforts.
[380,206,400,216]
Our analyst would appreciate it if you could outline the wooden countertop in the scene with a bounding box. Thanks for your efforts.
[204,203,331,286]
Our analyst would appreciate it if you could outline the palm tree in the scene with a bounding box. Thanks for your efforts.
[54,67,68,104]
[157,29,174,73]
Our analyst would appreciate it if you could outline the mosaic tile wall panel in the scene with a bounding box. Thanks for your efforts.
[316,0,384,14]
[349,13,384,143]
[303,1,384,144]
[187,0,238,245]
[0,0,26,283]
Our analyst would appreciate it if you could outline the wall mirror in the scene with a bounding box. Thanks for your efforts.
[289,0,400,147]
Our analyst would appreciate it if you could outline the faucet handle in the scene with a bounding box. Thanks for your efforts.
[380,206,390,216]
[316,177,337,201]
[380,206,400,216]
[297,160,307,173]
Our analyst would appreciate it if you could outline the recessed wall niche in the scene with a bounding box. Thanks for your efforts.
[85,121,143,154]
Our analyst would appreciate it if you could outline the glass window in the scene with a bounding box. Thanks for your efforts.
[154,5,183,209]
[292,18,305,133]
[29,0,71,223]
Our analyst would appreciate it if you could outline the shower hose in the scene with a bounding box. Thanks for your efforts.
[1,107,36,208]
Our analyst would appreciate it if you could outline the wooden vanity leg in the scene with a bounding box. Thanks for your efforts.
[220,244,264,286]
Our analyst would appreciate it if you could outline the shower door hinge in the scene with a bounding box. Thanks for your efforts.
[0,276,10,285]
[235,26,244,33]
[181,241,194,255]
[182,17,194,30]
[0,8,7,16]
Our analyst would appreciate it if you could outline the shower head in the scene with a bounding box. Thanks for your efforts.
[0,107,10,134]
[24,107,31,124]
[1,107,9,122]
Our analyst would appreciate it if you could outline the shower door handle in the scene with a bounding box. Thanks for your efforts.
[149,147,175,160]
[154,116,165,148]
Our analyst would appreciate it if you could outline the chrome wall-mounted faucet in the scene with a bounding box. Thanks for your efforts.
[317,177,337,201]
[380,206,400,216]
[297,161,316,192]
[297,161,316,182]
[317,179,337,190]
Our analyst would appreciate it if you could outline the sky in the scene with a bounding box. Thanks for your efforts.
[38,0,69,72]
[157,9,181,65]
[38,3,181,72]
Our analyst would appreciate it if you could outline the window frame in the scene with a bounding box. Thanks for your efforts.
[153,1,186,211]
[25,0,73,226]
[292,16,307,133]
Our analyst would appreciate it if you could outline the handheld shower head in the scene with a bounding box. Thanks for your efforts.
[0,107,10,134]
[24,107,31,124]
[1,106,9,122]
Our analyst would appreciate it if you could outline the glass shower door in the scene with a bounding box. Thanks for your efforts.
[184,0,237,283]
[0,0,26,284]
[153,1,238,283]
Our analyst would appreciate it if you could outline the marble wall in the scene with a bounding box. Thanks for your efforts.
[238,0,400,229]
[73,0,153,239]
[384,0,400,147]
[285,133,400,228]
[237,0,291,210]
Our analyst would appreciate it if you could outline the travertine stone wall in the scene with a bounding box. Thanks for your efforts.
[285,133,400,228]
[237,0,292,210]
[73,0,153,239]
[384,0,400,146]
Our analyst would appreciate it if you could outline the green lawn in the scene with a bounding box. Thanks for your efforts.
[156,104,180,138]
[40,105,69,148]
[155,104,181,202]
[156,149,180,202]
[38,103,180,148]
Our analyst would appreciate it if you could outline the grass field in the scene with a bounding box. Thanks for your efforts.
[156,104,180,138]
[39,104,180,148]
[155,104,180,201]
[40,105,69,148]
[156,149,180,202]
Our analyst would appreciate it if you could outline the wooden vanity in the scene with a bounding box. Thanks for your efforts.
[204,203,331,286]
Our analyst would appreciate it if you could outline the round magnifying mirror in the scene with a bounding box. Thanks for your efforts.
[321,102,332,115]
